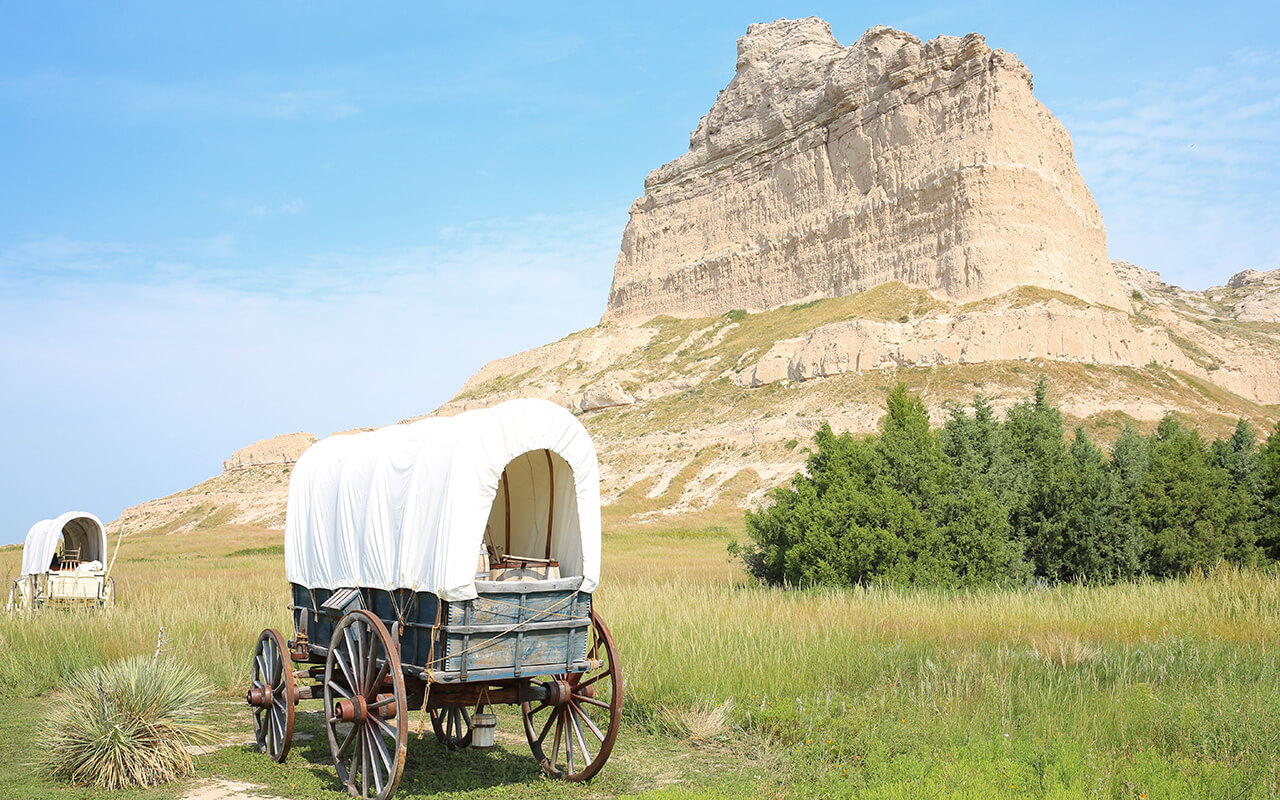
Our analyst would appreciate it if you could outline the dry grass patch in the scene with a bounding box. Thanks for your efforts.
[1029,632,1101,668]
[660,699,736,744]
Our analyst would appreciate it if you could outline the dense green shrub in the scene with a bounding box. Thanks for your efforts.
[732,378,1280,587]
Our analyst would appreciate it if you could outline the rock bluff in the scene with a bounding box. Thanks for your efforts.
[603,18,1128,322]
[222,432,316,472]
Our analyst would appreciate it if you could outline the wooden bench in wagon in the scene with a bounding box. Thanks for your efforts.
[247,399,621,800]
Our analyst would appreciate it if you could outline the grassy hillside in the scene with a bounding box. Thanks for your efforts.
[0,525,1277,798]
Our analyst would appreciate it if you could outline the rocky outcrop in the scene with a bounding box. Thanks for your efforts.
[1114,260,1280,325]
[732,296,1280,405]
[222,432,316,472]
[1219,269,1280,323]
[1112,260,1213,314]
[603,18,1128,323]
[578,380,635,412]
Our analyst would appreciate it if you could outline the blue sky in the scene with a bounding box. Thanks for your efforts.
[2,1,1278,543]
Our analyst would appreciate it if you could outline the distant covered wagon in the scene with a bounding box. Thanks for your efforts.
[247,399,621,800]
[9,511,116,610]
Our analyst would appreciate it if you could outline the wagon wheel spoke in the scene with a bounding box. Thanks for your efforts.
[528,700,551,717]
[265,637,279,684]
[571,699,606,742]
[248,629,295,763]
[355,727,367,796]
[552,713,564,770]
[334,638,358,693]
[534,706,557,745]
[574,671,608,691]
[364,659,389,699]
[567,709,581,774]
[339,629,360,690]
[570,708,592,765]
[370,727,394,775]
[337,724,359,757]
[346,728,361,789]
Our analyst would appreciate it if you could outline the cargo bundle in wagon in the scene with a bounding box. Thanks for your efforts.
[247,399,621,799]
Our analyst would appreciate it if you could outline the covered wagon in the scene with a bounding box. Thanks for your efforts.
[248,399,621,800]
[8,511,117,611]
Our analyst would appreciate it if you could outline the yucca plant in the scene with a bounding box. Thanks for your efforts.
[34,654,217,789]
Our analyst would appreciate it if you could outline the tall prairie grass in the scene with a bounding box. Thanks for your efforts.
[0,526,290,698]
[1,524,1277,795]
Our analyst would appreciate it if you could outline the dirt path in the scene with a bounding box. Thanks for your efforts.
[183,780,286,800]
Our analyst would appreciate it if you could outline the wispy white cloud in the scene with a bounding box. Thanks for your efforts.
[1,28,620,127]
[4,73,362,121]
[1062,48,1280,287]
[0,209,624,534]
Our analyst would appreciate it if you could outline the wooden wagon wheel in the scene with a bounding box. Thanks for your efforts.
[430,705,479,749]
[248,628,295,763]
[324,609,408,800]
[521,608,622,781]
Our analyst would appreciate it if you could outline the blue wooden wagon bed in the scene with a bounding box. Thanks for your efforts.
[246,400,622,800]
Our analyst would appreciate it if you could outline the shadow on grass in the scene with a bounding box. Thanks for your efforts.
[281,709,549,798]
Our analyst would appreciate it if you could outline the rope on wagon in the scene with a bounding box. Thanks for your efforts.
[415,590,583,738]
[417,601,442,740]
[422,590,581,668]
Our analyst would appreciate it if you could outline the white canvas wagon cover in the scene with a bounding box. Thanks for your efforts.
[285,398,601,601]
[20,512,107,577]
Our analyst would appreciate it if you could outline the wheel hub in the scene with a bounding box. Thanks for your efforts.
[246,685,274,707]
[335,696,367,723]
[546,679,573,706]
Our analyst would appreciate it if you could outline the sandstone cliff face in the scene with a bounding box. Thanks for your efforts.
[603,19,1128,323]
[222,432,316,472]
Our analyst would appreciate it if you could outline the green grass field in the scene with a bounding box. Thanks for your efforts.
[1,524,1278,798]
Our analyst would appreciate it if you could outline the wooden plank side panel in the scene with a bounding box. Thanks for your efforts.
[289,580,590,681]
[442,626,590,673]
[442,584,591,676]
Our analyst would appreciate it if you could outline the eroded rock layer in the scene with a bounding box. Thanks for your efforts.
[603,18,1127,322]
